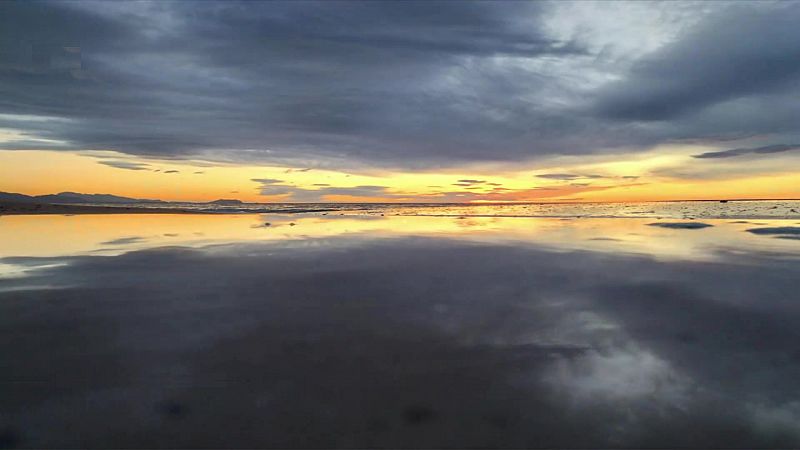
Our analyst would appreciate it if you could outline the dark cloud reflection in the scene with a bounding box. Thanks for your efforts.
[2,237,800,447]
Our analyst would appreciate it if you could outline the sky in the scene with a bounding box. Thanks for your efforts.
[0,0,799,203]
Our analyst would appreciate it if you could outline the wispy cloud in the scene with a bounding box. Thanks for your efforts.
[693,144,800,159]
[252,177,627,203]
[98,160,150,171]
[452,179,487,187]
[536,173,606,181]
[252,178,404,202]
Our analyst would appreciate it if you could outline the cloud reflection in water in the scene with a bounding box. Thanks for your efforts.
[1,216,800,447]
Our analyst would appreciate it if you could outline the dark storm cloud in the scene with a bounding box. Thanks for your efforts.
[0,1,591,167]
[2,1,800,168]
[593,3,800,122]
[693,144,800,159]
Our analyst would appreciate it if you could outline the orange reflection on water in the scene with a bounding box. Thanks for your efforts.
[1,213,799,264]
[0,214,800,268]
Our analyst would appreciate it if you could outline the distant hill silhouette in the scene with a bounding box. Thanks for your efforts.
[0,191,166,204]
[207,199,244,205]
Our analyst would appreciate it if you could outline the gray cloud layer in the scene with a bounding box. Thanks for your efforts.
[593,4,800,122]
[693,144,800,159]
[97,160,150,171]
[252,178,403,202]
[2,1,800,168]
[536,173,606,181]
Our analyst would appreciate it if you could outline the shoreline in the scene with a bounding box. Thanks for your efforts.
[0,201,206,216]
[2,200,800,219]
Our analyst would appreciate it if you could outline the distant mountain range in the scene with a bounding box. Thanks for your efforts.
[0,191,167,204]
[0,191,250,205]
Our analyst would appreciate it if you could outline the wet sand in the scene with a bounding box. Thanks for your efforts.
[0,201,201,216]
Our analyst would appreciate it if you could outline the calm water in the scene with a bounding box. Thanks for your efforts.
[2,205,800,447]
[98,199,800,219]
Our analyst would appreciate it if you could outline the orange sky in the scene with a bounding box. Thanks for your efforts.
[0,149,798,203]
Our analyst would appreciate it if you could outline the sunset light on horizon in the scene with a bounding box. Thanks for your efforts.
[1,147,798,203]
[3,2,800,448]
[1,1,799,204]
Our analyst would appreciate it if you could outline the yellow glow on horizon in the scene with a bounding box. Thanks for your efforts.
[0,149,797,203]
[2,213,799,263]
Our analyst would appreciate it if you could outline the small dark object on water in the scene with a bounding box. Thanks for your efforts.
[746,226,800,235]
[264,222,271,227]
[648,222,713,230]
[403,405,436,425]
[289,222,296,226]
[720,200,728,203]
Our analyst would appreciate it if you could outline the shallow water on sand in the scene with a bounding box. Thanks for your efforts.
[98,199,800,220]
[2,212,800,447]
